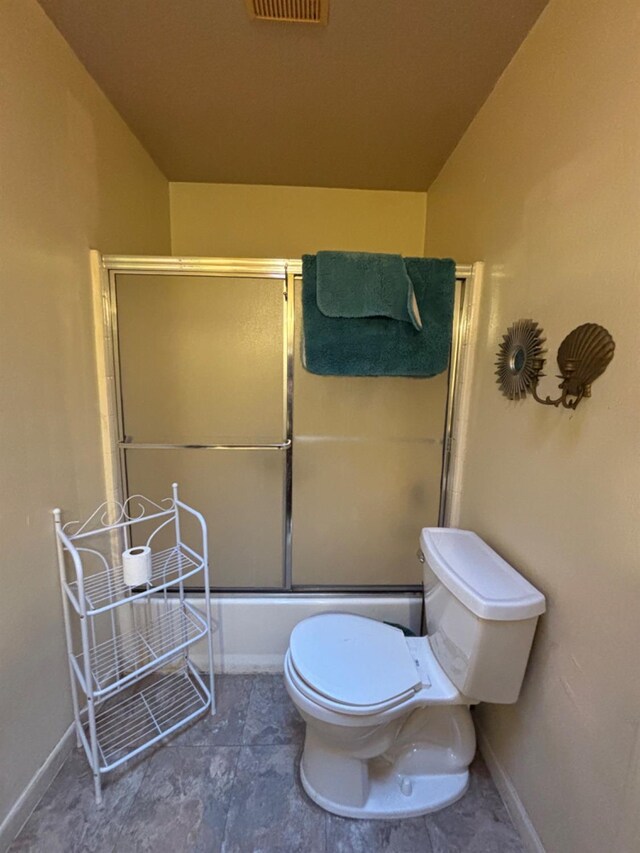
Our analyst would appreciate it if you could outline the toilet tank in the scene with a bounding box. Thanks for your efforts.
[420,528,545,704]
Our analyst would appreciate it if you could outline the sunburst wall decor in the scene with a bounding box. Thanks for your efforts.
[495,319,546,400]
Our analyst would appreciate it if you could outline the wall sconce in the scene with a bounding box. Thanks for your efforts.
[496,320,615,410]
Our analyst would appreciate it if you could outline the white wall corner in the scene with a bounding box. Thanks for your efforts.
[445,260,484,527]
[476,724,546,853]
[90,250,124,567]
[0,725,75,853]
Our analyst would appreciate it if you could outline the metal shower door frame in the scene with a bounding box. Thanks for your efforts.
[96,255,473,593]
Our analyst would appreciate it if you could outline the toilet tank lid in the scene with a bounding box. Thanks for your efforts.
[421,528,546,621]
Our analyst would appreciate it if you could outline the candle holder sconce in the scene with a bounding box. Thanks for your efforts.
[496,320,615,410]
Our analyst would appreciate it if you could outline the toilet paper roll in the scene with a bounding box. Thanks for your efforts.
[122,546,152,586]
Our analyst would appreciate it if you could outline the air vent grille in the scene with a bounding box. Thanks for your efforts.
[245,0,328,24]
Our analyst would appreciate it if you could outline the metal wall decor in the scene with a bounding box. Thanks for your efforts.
[496,320,615,410]
[531,323,615,409]
[495,319,546,400]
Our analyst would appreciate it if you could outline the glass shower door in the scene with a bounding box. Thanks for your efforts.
[291,275,447,588]
[114,273,287,589]
[111,262,456,591]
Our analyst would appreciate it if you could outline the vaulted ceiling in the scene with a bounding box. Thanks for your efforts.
[39,0,547,190]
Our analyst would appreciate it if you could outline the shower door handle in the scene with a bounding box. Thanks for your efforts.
[118,439,292,451]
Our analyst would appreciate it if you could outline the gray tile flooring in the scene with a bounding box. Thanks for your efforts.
[11,675,524,853]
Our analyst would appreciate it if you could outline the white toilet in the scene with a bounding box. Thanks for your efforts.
[284,527,546,820]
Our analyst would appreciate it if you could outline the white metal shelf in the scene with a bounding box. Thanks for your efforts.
[72,602,208,698]
[89,666,210,772]
[54,485,216,805]
[66,545,203,615]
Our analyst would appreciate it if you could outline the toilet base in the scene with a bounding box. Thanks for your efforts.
[300,761,469,820]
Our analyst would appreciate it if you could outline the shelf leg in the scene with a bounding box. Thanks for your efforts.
[174,483,216,715]
[93,766,103,807]
[173,486,216,714]
[202,527,216,716]
[85,692,103,806]
[79,611,103,806]
[172,488,189,668]
[207,613,216,716]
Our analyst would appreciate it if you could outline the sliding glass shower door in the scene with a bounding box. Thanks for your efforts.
[114,272,287,588]
[110,261,456,591]
[290,275,446,587]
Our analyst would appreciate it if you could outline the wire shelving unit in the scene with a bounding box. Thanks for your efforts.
[54,483,215,804]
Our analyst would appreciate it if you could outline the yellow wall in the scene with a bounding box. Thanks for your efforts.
[426,1,640,851]
[170,182,427,257]
[0,0,170,830]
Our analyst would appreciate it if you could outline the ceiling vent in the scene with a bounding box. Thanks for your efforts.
[245,0,328,24]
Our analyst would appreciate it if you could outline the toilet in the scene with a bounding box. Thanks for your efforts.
[284,527,546,819]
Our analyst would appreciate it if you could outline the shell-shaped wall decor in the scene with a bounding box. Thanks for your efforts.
[496,318,615,409]
[495,319,546,400]
[556,323,615,397]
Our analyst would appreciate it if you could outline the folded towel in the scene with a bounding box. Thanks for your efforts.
[316,251,422,330]
[302,255,456,377]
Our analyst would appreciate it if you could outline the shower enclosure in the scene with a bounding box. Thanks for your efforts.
[97,256,472,594]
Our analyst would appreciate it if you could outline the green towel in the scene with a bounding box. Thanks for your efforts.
[302,255,455,377]
[316,251,422,330]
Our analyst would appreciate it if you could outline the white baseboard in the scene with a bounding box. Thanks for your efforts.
[477,725,545,853]
[0,724,75,853]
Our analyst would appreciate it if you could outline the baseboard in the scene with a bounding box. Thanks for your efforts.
[0,724,75,853]
[477,725,546,853]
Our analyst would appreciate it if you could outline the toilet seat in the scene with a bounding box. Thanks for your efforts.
[286,650,418,716]
[288,613,422,715]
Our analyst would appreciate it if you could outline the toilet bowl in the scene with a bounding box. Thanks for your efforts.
[284,527,546,820]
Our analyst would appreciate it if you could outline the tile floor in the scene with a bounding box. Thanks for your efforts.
[11,675,525,853]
